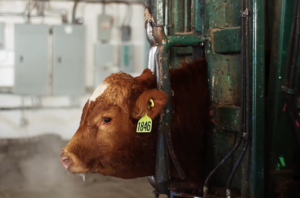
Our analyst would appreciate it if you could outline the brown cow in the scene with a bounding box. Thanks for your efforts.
[60,58,209,188]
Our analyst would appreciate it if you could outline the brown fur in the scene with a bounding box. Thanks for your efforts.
[61,58,209,185]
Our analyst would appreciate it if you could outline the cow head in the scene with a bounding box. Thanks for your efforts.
[60,69,168,179]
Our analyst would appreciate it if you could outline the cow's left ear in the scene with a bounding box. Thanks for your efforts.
[132,89,168,120]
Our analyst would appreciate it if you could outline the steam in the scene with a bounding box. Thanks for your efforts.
[0,134,158,197]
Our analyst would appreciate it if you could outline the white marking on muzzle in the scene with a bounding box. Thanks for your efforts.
[89,83,108,102]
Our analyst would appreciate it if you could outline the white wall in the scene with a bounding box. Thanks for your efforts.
[0,1,146,139]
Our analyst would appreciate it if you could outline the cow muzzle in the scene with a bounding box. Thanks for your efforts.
[60,149,89,173]
[60,152,72,170]
[60,151,73,170]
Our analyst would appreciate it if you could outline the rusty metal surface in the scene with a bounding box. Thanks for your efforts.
[212,27,241,54]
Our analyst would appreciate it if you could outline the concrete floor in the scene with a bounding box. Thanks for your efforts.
[0,134,167,198]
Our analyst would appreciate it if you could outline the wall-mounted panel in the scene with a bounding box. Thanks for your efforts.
[120,44,134,73]
[97,14,112,42]
[14,24,49,95]
[52,25,86,96]
[0,23,5,49]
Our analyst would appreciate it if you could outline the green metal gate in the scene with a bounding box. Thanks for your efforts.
[145,0,300,197]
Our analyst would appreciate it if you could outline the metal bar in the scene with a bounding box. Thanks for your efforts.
[72,0,79,24]
[250,0,265,197]
[164,34,205,51]
[146,22,158,73]
[149,2,171,181]
[164,0,169,35]
[152,0,165,26]
[149,0,204,184]
[155,48,171,183]
[184,0,191,32]
[152,27,204,180]
[195,0,204,35]
[159,48,187,179]
[173,0,184,33]
[266,0,294,195]
[191,0,195,32]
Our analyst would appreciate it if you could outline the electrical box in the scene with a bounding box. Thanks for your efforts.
[94,43,114,67]
[97,14,113,42]
[52,25,86,96]
[121,25,131,41]
[14,24,49,95]
[0,23,5,49]
[120,44,134,73]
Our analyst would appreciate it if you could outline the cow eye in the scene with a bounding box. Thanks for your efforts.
[103,118,111,123]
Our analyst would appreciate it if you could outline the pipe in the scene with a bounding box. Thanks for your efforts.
[250,0,265,196]
[145,8,171,183]
[195,0,204,35]
[288,0,300,89]
[148,47,157,73]
[227,0,251,196]
[284,0,300,151]
[173,0,184,33]
[284,0,298,87]
[184,0,191,32]
[146,22,157,45]
[146,22,158,73]
[164,0,169,35]
[226,141,250,198]
[151,0,165,26]
[203,135,243,197]
[154,49,171,183]
[72,0,79,24]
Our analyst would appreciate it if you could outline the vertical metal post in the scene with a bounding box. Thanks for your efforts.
[184,0,191,32]
[155,48,172,183]
[250,0,265,197]
[173,0,184,33]
[195,0,205,35]
[152,0,165,26]
[151,0,171,184]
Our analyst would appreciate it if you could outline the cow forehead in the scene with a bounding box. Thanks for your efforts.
[89,83,108,102]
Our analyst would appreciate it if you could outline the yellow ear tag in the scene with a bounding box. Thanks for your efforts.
[147,99,155,109]
[136,115,152,133]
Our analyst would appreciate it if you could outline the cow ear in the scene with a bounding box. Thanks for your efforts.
[132,89,168,120]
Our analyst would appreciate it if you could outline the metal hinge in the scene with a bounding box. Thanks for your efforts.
[240,9,249,17]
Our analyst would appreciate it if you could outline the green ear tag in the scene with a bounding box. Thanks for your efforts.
[136,115,152,133]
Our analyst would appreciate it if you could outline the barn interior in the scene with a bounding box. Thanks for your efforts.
[0,0,163,197]
[1,0,300,197]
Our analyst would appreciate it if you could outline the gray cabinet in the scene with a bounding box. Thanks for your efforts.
[14,24,49,95]
[52,25,86,95]
[0,23,5,49]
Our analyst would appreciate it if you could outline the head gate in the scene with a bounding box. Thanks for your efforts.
[144,2,205,197]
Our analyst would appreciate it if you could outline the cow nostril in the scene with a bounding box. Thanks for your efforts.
[60,154,72,170]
